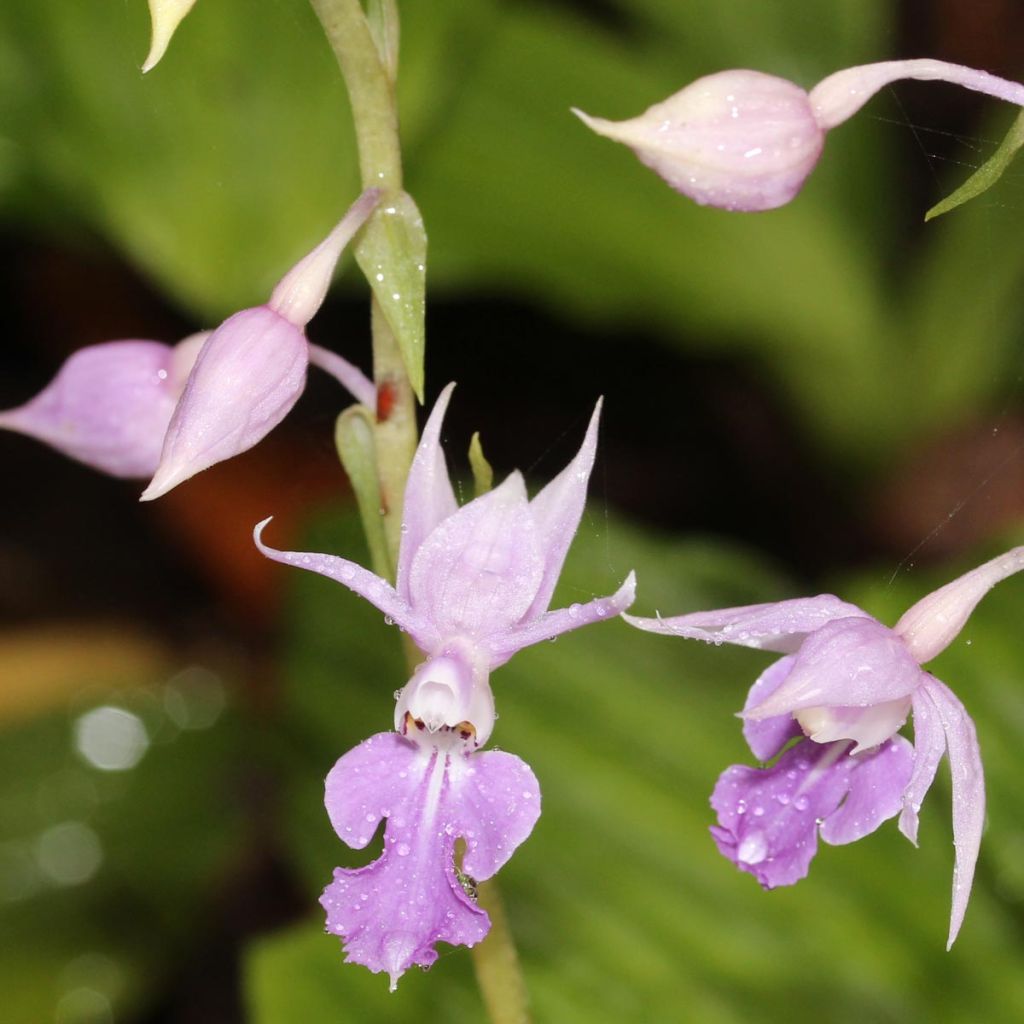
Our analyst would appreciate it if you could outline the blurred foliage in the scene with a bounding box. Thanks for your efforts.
[3,0,1024,463]
[243,507,1024,1024]
[0,663,245,1022]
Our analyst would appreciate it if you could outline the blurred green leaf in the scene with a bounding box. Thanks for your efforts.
[926,109,1024,221]
[0,669,246,1023]
[245,507,1024,1022]
[468,431,493,496]
[335,405,390,579]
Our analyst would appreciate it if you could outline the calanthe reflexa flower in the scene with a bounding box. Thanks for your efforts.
[256,382,636,986]
[574,59,1024,211]
[626,547,1024,947]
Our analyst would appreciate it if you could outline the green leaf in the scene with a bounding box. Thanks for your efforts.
[926,109,1024,221]
[354,192,427,401]
[467,431,493,496]
[335,405,391,580]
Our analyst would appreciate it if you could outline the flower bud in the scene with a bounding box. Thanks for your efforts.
[0,334,204,478]
[573,69,824,212]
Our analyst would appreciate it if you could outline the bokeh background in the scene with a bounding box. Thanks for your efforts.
[4,1,1024,1021]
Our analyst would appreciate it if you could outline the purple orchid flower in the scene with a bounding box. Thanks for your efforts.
[574,59,1024,212]
[626,547,1024,947]
[255,382,636,986]
[1,192,379,495]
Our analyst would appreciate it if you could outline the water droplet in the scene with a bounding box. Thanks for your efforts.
[397,843,411,857]
[793,797,809,812]
[737,833,767,865]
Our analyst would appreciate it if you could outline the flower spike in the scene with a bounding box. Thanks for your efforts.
[576,59,1024,212]
[628,547,1024,946]
[258,386,634,985]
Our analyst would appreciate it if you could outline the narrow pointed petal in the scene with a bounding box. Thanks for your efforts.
[894,547,1024,663]
[142,0,197,73]
[407,472,545,639]
[488,572,636,664]
[710,740,852,889]
[269,190,380,328]
[741,656,802,761]
[320,733,540,988]
[623,595,870,654]
[820,737,913,845]
[141,307,306,500]
[746,617,925,720]
[307,344,375,407]
[811,59,1024,131]
[396,383,458,601]
[253,518,435,647]
[920,678,985,948]
[0,340,178,478]
[898,685,948,846]
[523,399,602,620]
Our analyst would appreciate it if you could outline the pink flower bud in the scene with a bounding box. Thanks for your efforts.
[577,59,1024,212]
[573,69,824,212]
[0,334,204,478]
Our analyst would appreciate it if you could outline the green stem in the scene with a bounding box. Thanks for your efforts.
[309,0,413,576]
[472,880,532,1024]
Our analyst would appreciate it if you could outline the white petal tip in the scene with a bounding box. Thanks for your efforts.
[253,516,275,545]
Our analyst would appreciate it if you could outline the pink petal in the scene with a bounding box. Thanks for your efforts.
[396,383,459,602]
[142,307,307,500]
[406,472,545,640]
[894,547,1024,663]
[741,656,802,761]
[898,685,947,846]
[487,572,636,665]
[321,733,540,989]
[307,343,375,408]
[746,617,925,720]
[811,59,1024,131]
[253,518,436,647]
[623,595,870,654]
[920,678,985,949]
[0,340,179,478]
[820,736,913,845]
[522,399,602,620]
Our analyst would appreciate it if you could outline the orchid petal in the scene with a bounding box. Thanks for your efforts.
[898,685,947,846]
[253,518,436,647]
[710,740,852,889]
[396,383,459,601]
[407,472,545,639]
[624,595,870,654]
[811,59,1024,131]
[820,737,913,845]
[142,0,197,73]
[746,617,925,720]
[0,340,179,478]
[487,572,636,664]
[921,678,985,949]
[741,656,802,761]
[141,307,307,500]
[523,399,602,619]
[320,733,540,989]
[894,546,1024,663]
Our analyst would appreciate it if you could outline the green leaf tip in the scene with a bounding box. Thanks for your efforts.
[334,405,391,580]
[925,108,1024,221]
[468,432,494,497]
[354,191,427,402]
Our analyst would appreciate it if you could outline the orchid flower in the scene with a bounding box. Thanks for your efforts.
[255,382,636,986]
[1,191,379,495]
[626,547,1024,947]
[574,59,1024,212]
